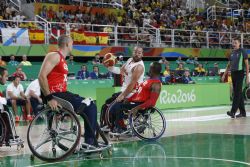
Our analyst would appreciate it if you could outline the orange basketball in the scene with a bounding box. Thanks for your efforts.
[103,53,117,67]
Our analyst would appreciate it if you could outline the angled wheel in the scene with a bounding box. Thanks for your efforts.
[0,116,6,145]
[27,107,81,162]
[130,107,166,141]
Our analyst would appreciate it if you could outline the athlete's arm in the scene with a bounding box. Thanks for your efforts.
[38,52,60,96]
[116,64,144,102]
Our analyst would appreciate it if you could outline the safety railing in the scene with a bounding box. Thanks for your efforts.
[1,19,250,49]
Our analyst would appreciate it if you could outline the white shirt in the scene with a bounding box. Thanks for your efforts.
[25,79,41,97]
[6,82,24,99]
[121,58,145,97]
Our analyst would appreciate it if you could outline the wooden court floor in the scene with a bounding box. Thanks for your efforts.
[1,105,250,167]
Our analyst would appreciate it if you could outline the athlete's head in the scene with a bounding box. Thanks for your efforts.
[232,38,240,50]
[132,46,143,62]
[149,62,162,78]
[0,66,8,85]
[58,35,73,54]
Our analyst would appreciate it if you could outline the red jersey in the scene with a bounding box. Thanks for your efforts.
[128,79,161,102]
[47,51,68,93]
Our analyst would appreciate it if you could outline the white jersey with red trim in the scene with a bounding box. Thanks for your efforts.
[121,58,145,97]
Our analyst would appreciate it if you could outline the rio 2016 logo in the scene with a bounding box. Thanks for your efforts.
[160,89,196,104]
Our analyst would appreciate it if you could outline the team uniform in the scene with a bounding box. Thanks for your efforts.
[109,79,161,130]
[47,51,97,145]
[100,58,145,127]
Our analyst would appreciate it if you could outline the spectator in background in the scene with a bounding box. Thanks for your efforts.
[182,70,195,84]
[67,54,75,65]
[208,63,220,76]
[117,55,124,65]
[176,56,185,64]
[8,55,19,66]
[90,66,101,79]
[76,65,90,80]
[186,56,194,64]
[25,79,42,116]
[193,57,199,66]
[0,56,6,66]
[194,64,206,76]
[12,67,27,81]
[6,76,32,122]
[20,54,32,66]
[159,57,169,65]
[175,63,186,77]
[92,54,101,65]
[163,65,171,83]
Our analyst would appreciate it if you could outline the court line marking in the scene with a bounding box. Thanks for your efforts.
[28,156,250,167]
[168,113,250,122]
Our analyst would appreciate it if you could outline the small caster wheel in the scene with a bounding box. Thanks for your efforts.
[21,144,24,148]
[99,153,103,159]
[108,149,112,156]
[52,148,56,157]
[17,145,21,151]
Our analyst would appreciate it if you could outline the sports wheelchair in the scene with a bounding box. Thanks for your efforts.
[101,102,166,141]
[0,104,24,149]
[27,97,111,162]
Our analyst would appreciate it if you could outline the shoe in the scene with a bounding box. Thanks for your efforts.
[26,115,33,121]
[236,113,246,118]
[226,111,235,118]
[15,116,20,122]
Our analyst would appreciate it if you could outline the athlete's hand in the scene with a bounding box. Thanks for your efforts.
[116,94,125,102]
[130,107,139,117]
[48,99,60,111]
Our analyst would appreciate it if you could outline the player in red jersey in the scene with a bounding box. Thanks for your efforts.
[109,62,162,133]
[38,35,97,145]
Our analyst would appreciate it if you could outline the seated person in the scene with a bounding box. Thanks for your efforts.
[8,55,19,66]
[89,66,104,79]
[176,56,185,64]
[12,67,27,81]
[0,66,14,142]
[194,64,206,76]
[182,70,195,84]
[92,54,101,65]
[20,55,32,66]
[109,62,162,133]
[163,65,171,83]
[175,63,185,79]
[76,65,90,80]
[6,76,32,122]
[67,55,75,65]
[25,79,42,116]
[208,63,219,76]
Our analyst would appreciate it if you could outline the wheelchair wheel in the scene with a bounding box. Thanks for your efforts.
[130,107,166,140]
[27,107,81,162]
[105,101,116,129]
[0,116,6,145]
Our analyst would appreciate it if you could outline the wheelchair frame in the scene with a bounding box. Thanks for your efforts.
[101,102,166,141]
[0,106,24,150]
[27,96,111,162]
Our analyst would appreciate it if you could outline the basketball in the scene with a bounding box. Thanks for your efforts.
[103,53,117,67]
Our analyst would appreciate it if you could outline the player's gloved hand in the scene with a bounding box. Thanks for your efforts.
[81,97,93,106]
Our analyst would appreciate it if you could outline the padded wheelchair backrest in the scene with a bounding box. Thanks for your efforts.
[52,96,74,112]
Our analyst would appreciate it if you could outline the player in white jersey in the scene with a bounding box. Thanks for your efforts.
[100,46,145,128]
